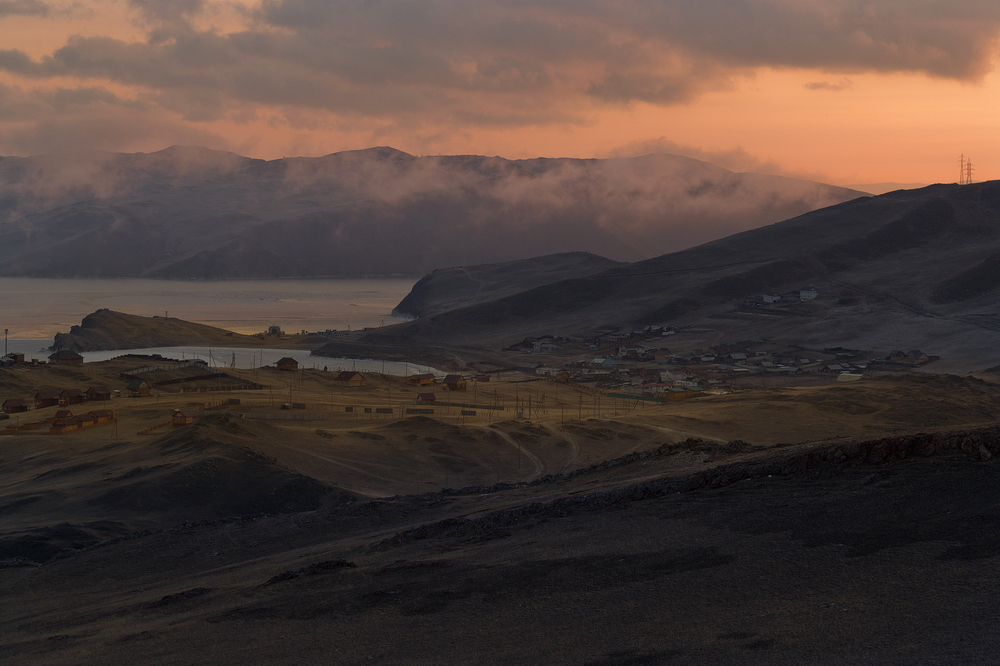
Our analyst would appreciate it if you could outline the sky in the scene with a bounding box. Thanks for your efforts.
[1,0,999,185]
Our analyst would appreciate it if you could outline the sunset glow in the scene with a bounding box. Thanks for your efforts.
[1,0,999,185]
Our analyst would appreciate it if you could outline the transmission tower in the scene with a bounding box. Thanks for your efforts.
[959,154,974,184]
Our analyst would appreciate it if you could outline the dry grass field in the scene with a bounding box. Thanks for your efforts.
[4,360,1000,664]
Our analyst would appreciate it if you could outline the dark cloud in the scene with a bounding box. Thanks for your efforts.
[0,0,47,17]
[0,1,998,149]
[128,0,204,28]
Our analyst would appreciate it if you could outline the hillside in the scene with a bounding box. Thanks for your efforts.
[378,181,1000,371]
[51,309,258,351]
[5,374,1000,663]
[0,146,861,278]
[393,252,622,318]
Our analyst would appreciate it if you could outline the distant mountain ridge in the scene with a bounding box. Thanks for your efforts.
[0,145,862,278]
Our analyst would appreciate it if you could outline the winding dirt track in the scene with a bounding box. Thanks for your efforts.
[488,427,546,482]
[542,424,580,474]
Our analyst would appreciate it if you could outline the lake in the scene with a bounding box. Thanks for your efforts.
[1,277,417,341]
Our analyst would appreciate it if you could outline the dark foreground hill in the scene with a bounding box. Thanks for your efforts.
[6,412,1000,664]
[379,181,1000,371]
[0,145,860,278]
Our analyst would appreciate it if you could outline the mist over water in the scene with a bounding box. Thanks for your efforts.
[0,277,416,341]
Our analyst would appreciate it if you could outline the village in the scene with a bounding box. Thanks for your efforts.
[1,350,641,437]
[1,319,941,440]
[498,326,938,396]
[0,288,941,433]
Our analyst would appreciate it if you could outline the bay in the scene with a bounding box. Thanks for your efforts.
[0,277,417,340]
[80,346,440,375]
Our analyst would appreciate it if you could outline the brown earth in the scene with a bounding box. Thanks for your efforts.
[3,363,1000,664]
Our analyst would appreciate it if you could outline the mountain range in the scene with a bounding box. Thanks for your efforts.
[0,145,861,278]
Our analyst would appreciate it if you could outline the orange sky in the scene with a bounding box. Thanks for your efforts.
[1,0,999,185]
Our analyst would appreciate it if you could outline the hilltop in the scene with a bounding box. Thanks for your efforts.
[0,145,861,278]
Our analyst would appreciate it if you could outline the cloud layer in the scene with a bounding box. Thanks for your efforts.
[0,1,999,155]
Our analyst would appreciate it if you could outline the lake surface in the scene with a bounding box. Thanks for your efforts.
[81,346,439,375]
[0,277,417,341]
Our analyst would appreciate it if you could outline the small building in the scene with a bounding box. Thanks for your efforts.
[276,357,299,371]
[665,388,690,402]
[46,409,74,424]
[34,391,60,409]
[88,410,113,424]
[49,417,81,434]
[172,410,194,427]
[126,379,151,397]
[59,389,85,406]
[407,373,435,386]
[762,292,781,304]
[334,371,366,387]
[2,398,30,414]
[4,352,24,365]
[417,392,436,403]
[443,375,467,391]
[48,349,84,364]
[85,386,112,401]
[800,286,819,300]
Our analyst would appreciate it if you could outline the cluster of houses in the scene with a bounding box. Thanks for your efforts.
[883,350,940,366]
[3,405,116,435]
[515,339,941,395]
[743,287,820,306]
[2,386,113,414]
[1,352,28,367]
[406,374,467,391]
[1,349,86,367]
